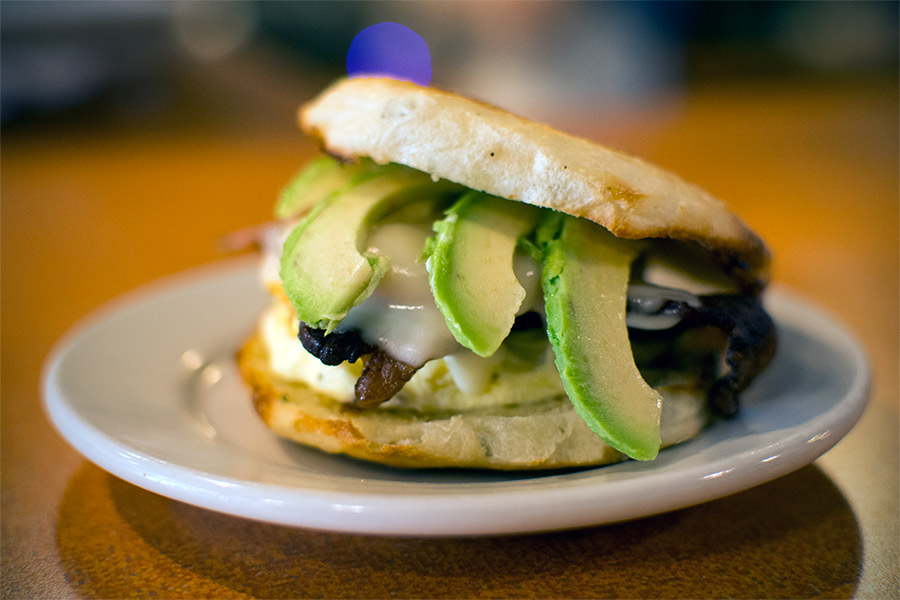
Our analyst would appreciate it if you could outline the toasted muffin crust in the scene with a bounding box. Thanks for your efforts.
[300,77,769,291]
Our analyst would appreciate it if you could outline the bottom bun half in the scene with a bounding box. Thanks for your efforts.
[237,309,711,471]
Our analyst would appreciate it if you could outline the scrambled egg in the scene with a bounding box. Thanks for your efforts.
[260,300,567,412]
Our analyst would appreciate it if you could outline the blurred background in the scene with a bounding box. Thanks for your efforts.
[2,0,898,136]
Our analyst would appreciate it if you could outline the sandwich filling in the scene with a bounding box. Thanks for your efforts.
[264,156,777,462]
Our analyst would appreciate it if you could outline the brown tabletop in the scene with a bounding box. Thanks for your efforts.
[3,77,897,598]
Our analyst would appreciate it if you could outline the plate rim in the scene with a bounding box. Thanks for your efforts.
[41,259,871,536]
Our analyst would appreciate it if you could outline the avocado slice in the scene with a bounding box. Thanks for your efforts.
[274,156,379,220]
[538,213,663,460]
[427,192,540,356]
[280,165,461,333]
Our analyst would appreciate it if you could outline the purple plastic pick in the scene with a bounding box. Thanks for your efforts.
[346,22,432,86]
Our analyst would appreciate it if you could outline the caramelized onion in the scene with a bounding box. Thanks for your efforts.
[683,295,778,417]
[354,349,420,408]
[297,322,373,366]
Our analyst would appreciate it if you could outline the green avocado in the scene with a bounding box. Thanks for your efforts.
[274,156,379,220]
[427,192,540,357]
[280,165,462,333]
[538,213,662,460]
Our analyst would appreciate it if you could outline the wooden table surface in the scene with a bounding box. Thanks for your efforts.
[2,75,897,598]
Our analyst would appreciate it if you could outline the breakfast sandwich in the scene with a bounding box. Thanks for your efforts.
[237,77,777,470]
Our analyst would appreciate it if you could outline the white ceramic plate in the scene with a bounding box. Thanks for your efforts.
[42,258,870,537]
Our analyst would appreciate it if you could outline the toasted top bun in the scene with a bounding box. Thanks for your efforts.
[300,77,769,290]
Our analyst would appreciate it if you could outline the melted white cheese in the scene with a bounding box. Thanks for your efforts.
[625,283,701,331]
[641,249,737,296]
[513,250,542,316]
[443,351,503,395]
[338,221,463,366]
